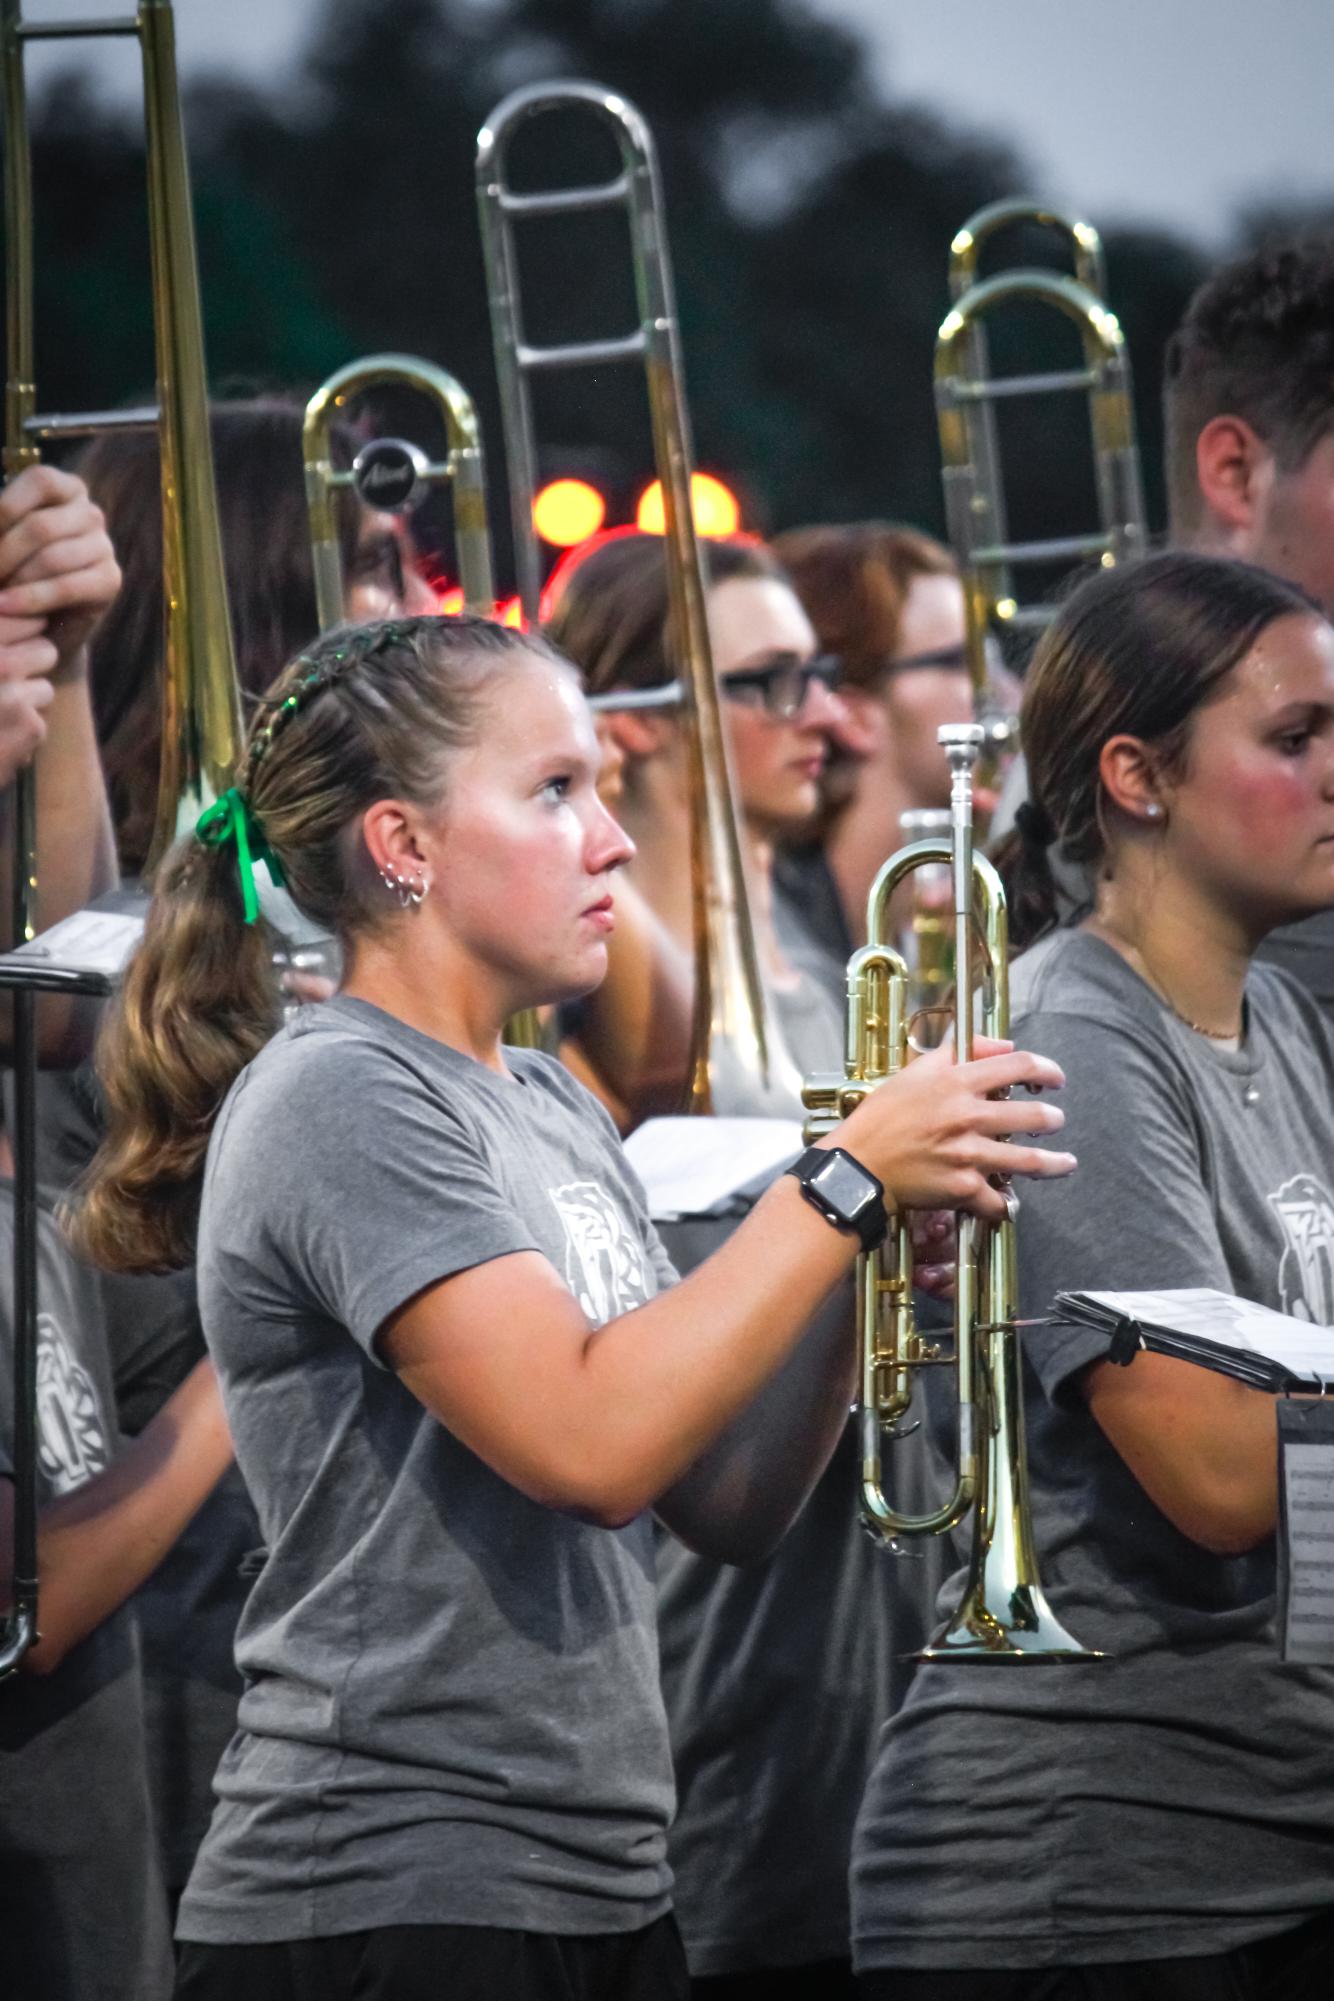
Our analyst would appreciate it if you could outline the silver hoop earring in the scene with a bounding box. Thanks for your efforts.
[379,864,429,909]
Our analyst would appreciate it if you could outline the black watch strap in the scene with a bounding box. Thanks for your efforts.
[784,1144,888,1252]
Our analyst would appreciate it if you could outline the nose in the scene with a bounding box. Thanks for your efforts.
[798,672,850,733]
[587,795,635,875]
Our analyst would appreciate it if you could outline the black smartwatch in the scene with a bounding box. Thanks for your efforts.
[784,1145,888,1252]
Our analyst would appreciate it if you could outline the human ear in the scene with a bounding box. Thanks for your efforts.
[360,798,429,880]
[1097,735,1167,825]
[599,708,678,763]
[1195,415,1275,541]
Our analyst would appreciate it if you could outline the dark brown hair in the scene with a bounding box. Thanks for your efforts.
[78,399,361,877]
[1164,241,1334,536]
[997,550,1319,949]
[771,521,956,690]
[542,530,788,695]
[72,614,567,1274]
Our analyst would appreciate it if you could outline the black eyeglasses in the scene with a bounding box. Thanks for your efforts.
[883,642,970,676]
[720,653,842,721]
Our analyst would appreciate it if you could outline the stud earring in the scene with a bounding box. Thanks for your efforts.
[1144,803,1164,821]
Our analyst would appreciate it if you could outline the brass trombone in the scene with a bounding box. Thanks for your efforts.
[936,202,1147,755]
[476,82,799,1115]
[0,0,239,1673]
[803,724,1097,1661]
[303,355,495,630]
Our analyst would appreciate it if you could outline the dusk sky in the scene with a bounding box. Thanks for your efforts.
[20,0,1334,245]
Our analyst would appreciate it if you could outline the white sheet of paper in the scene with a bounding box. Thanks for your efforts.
[623,1116,804,1220]
[1073,1286,1334,1381]
[5,907,144,978]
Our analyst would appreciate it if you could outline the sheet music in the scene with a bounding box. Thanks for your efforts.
[624,1116,803,1220]
[2,906,145,979]
[1279,1402,1334,1664]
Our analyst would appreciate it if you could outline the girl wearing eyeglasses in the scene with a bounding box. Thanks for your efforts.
[546,536,952,1998]
[770,523,980,970]
[545,533,848,1104]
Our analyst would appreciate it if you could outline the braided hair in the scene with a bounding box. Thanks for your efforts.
[73,613,568,1273]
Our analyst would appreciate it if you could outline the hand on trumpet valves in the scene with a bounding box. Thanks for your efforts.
[831,1035,1076,1225]
[0,464,122,673]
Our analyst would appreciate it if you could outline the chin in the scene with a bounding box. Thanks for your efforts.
[532,946,610,1008]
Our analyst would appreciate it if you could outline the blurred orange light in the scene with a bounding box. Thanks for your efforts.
[533,478,606,547]
[433,582,527,629]
[636,472,740,539]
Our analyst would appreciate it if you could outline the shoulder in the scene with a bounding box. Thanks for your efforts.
[1247,955,1334,1057]
[1011,928,1171,1057]
[509,1047,625,1147]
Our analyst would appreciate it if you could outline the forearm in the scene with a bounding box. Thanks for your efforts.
[559,1178,858,1521]
[18,1358,233,1673]
[394,1174,859,1528]
[33,656,117,927]
[655,1271,856,1562]
[575,881,693,1117]
[1086,1354,1280,1555]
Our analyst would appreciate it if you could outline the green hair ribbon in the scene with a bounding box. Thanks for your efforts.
[195,787,287,925]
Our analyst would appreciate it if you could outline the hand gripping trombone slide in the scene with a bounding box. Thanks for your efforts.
[803,724,1100,1662]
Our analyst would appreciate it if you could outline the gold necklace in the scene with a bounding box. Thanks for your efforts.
[1091,923,1245,1042]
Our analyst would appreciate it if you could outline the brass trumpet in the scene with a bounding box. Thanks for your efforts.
[803,724,1097,1662]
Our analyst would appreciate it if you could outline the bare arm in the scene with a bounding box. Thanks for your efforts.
[564,873,694,1124]
[0,1357,233,1675]
[382,1043,1073,1544]
[1083,1352,1279,1556]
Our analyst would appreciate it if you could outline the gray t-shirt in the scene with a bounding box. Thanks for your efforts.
[854,928,1334,1972]
[656,951,949,1975]
[0,1191,173,2001]
[179,997,677,1945]
[22,1057,258,1895]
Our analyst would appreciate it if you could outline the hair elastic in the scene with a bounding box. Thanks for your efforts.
[195,787,287,925]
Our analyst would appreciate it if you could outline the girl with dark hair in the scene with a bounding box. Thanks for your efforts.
[73,612,1071,2001]
[855,551,1334,2000]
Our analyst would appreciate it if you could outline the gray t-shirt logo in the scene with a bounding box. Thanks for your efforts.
[35,1310,109,1495]
[549,1180,652,1325]
[1269,1174,1334,1326]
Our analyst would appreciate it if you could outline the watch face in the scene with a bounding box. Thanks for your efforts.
[811,1150,877,1223]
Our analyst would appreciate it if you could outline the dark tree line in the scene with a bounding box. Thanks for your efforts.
[13,0,1327,589]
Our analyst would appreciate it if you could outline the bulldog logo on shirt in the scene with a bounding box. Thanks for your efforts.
[35,1313,108,1495]
[549,1181,651,1325]
[1269,1175,1334,1327]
